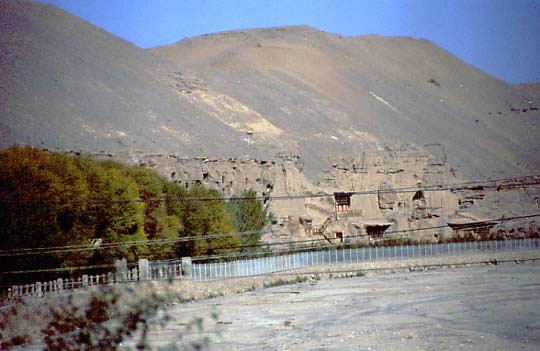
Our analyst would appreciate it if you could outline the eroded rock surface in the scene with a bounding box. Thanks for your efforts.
[80,144,540,246]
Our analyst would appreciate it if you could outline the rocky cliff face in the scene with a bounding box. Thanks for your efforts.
[84,144,540,246]
[3,2,540,247]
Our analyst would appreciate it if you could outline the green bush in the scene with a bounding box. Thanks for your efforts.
[227,190,271,254]
[178,186,240,257]
[0,147,259,285]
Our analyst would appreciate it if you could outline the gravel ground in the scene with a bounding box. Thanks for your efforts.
[11,250,540,350]
[123,260,540,350]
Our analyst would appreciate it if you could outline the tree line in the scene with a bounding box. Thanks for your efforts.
[0,147,270,284]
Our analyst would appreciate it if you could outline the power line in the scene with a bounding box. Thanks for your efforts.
[189,213,540,261]
[1,174,539,257]
[1,223,535,277]
[2,211,539,258]
[0,229,272,256]
[2,221,538,280]
[1,263,115,275]
[2,212,537,262]
[1,174,539,205]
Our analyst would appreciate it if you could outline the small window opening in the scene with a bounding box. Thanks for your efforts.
[365,224,390,239]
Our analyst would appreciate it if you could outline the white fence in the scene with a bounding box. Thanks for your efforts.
[1,259,185,305]
[2,238,539,304]
[191,238,540,281]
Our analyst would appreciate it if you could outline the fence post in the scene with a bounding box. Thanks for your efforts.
[107,272,114,284]
[115,258,128,283]
[181,257,192,280]
[138,259,150,281]
[131,267,138,281]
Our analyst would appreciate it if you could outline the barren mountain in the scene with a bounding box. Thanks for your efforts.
[0,0,267,160]
[1,0,540,180]
[153,26,540,178]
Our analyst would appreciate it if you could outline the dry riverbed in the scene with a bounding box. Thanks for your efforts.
[11,251,540,350]
[122,256,540,350]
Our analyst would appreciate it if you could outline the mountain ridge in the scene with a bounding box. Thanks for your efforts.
[1,0,539,181]
[152,25,540,178]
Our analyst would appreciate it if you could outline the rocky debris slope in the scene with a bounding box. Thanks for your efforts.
[153,26,540,179]
[1,1,540,182]
[0,1,270,159]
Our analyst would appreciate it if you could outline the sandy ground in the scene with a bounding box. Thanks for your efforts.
[125,262,540,351]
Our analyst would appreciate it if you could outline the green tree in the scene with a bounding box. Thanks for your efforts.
[0,147,273,285]
[0,148,149,284]
[227,190,271,253]
[115,165,183,259]
[178,186,240,257]
[0,147,92,276]
[87,165,147,262]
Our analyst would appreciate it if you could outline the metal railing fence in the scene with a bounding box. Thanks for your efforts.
[2,238,538,304]
[191,238,540,281]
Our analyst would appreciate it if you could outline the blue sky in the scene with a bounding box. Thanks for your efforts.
[39,0,540,84]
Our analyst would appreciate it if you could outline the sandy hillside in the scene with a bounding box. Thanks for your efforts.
[1,1,539,180]
[153,26,540,178]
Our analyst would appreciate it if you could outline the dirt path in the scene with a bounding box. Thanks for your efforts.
[124,262,540,350]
